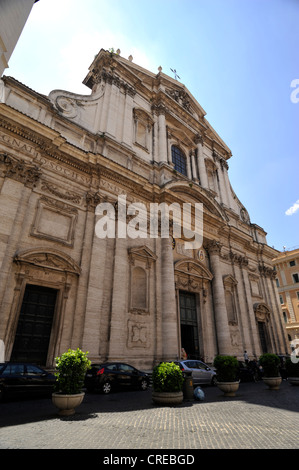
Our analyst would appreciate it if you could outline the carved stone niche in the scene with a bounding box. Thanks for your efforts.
[223,275,238,326]
[133,108,154,151]
[128,246,157,314]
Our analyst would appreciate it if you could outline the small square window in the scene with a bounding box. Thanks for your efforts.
[290,260,296,267]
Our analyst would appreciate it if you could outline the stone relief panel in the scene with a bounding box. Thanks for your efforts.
[31,196,78,246]
[249,274,262,298]
[127,320,149,349]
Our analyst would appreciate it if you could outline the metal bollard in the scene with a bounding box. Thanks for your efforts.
[183,371,194,400]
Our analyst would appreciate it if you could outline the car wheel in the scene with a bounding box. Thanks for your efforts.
[140,379,149,391]
[102,381,112,394]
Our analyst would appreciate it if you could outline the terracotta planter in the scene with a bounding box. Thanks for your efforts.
[216,381,240,397]
[288,377,299,386]
[262,377,282,390]
[152,391,183,405]
[52,392,85,416]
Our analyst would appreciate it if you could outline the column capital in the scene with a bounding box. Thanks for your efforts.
[194,133,205,145]
[206,239,223,255]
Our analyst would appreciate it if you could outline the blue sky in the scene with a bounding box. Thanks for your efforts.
[5,0,299,252]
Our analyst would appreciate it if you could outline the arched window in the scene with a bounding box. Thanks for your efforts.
[171,145,187,176]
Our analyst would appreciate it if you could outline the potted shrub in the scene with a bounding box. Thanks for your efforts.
[286,357,299,385]
[259,353,282,390]
[213,355,240,396]
[52,348,91,416]
[152,362,184,405]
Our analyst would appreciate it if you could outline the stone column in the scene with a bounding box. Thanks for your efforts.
[157,107,168,164]
[122,89,135,146]
[218,159,229,206]
[190,150,199,183]
[222,160,235,210]
[196,137,208,189]
[186,153,192,179]
[207,240,231,355]
[0,159,41,310]
[161,236,178,359]
[266,273,288,354]
[108,235,128,360]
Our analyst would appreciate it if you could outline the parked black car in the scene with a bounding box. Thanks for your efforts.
[0,362,56,402]
[85,362,150,394]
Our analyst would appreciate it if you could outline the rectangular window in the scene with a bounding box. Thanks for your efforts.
[275,278,280,287]
[290,260,296,267]
[279,295,284,304]
[292,273,299,283]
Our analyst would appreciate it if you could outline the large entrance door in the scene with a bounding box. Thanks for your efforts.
[179,291,200,359]
[11,285,58,365]
[258,321,268,353]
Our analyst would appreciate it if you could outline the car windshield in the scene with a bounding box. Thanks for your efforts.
[2,364,25,375]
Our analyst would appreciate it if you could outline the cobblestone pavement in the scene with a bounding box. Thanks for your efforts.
[0,380,298,450]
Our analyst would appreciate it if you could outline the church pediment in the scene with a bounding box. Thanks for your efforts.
[175,259,213,281]
[128,245,158,264]
[14,248,81,275]
[165,181,229,222]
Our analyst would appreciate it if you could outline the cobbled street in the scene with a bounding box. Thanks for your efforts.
[0,380,298,452]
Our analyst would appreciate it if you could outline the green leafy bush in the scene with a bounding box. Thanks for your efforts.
[152,362,184,392]
[54,348,91,394]
[285,357,299,378]
[259,353,280,377]
[213,355,239,382]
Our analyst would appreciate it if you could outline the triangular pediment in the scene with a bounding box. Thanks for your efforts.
[128,245,158,262]
[82,50,231,156]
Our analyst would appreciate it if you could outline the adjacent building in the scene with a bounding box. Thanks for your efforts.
[0,49,289,369]
[273,248,299,349]
[0,0,38,77]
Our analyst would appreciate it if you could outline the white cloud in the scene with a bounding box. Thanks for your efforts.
[285,200,299,216]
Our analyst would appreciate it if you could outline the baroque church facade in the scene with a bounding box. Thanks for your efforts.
[0,49,289,368]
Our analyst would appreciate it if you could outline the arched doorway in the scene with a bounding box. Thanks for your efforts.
[8,248,81,366]
[11,284,58,364]
[254,303,272,354]
[179,291,199,359]
[174,258,213,360]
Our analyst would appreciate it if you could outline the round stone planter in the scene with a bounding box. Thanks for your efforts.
[262,377,282,390]
[52,392,85,416]
[288,377,299,386]
[216,381,240,397]
[152,391,183,405]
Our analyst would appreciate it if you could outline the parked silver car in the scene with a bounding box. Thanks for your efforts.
[174,360,216,385]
